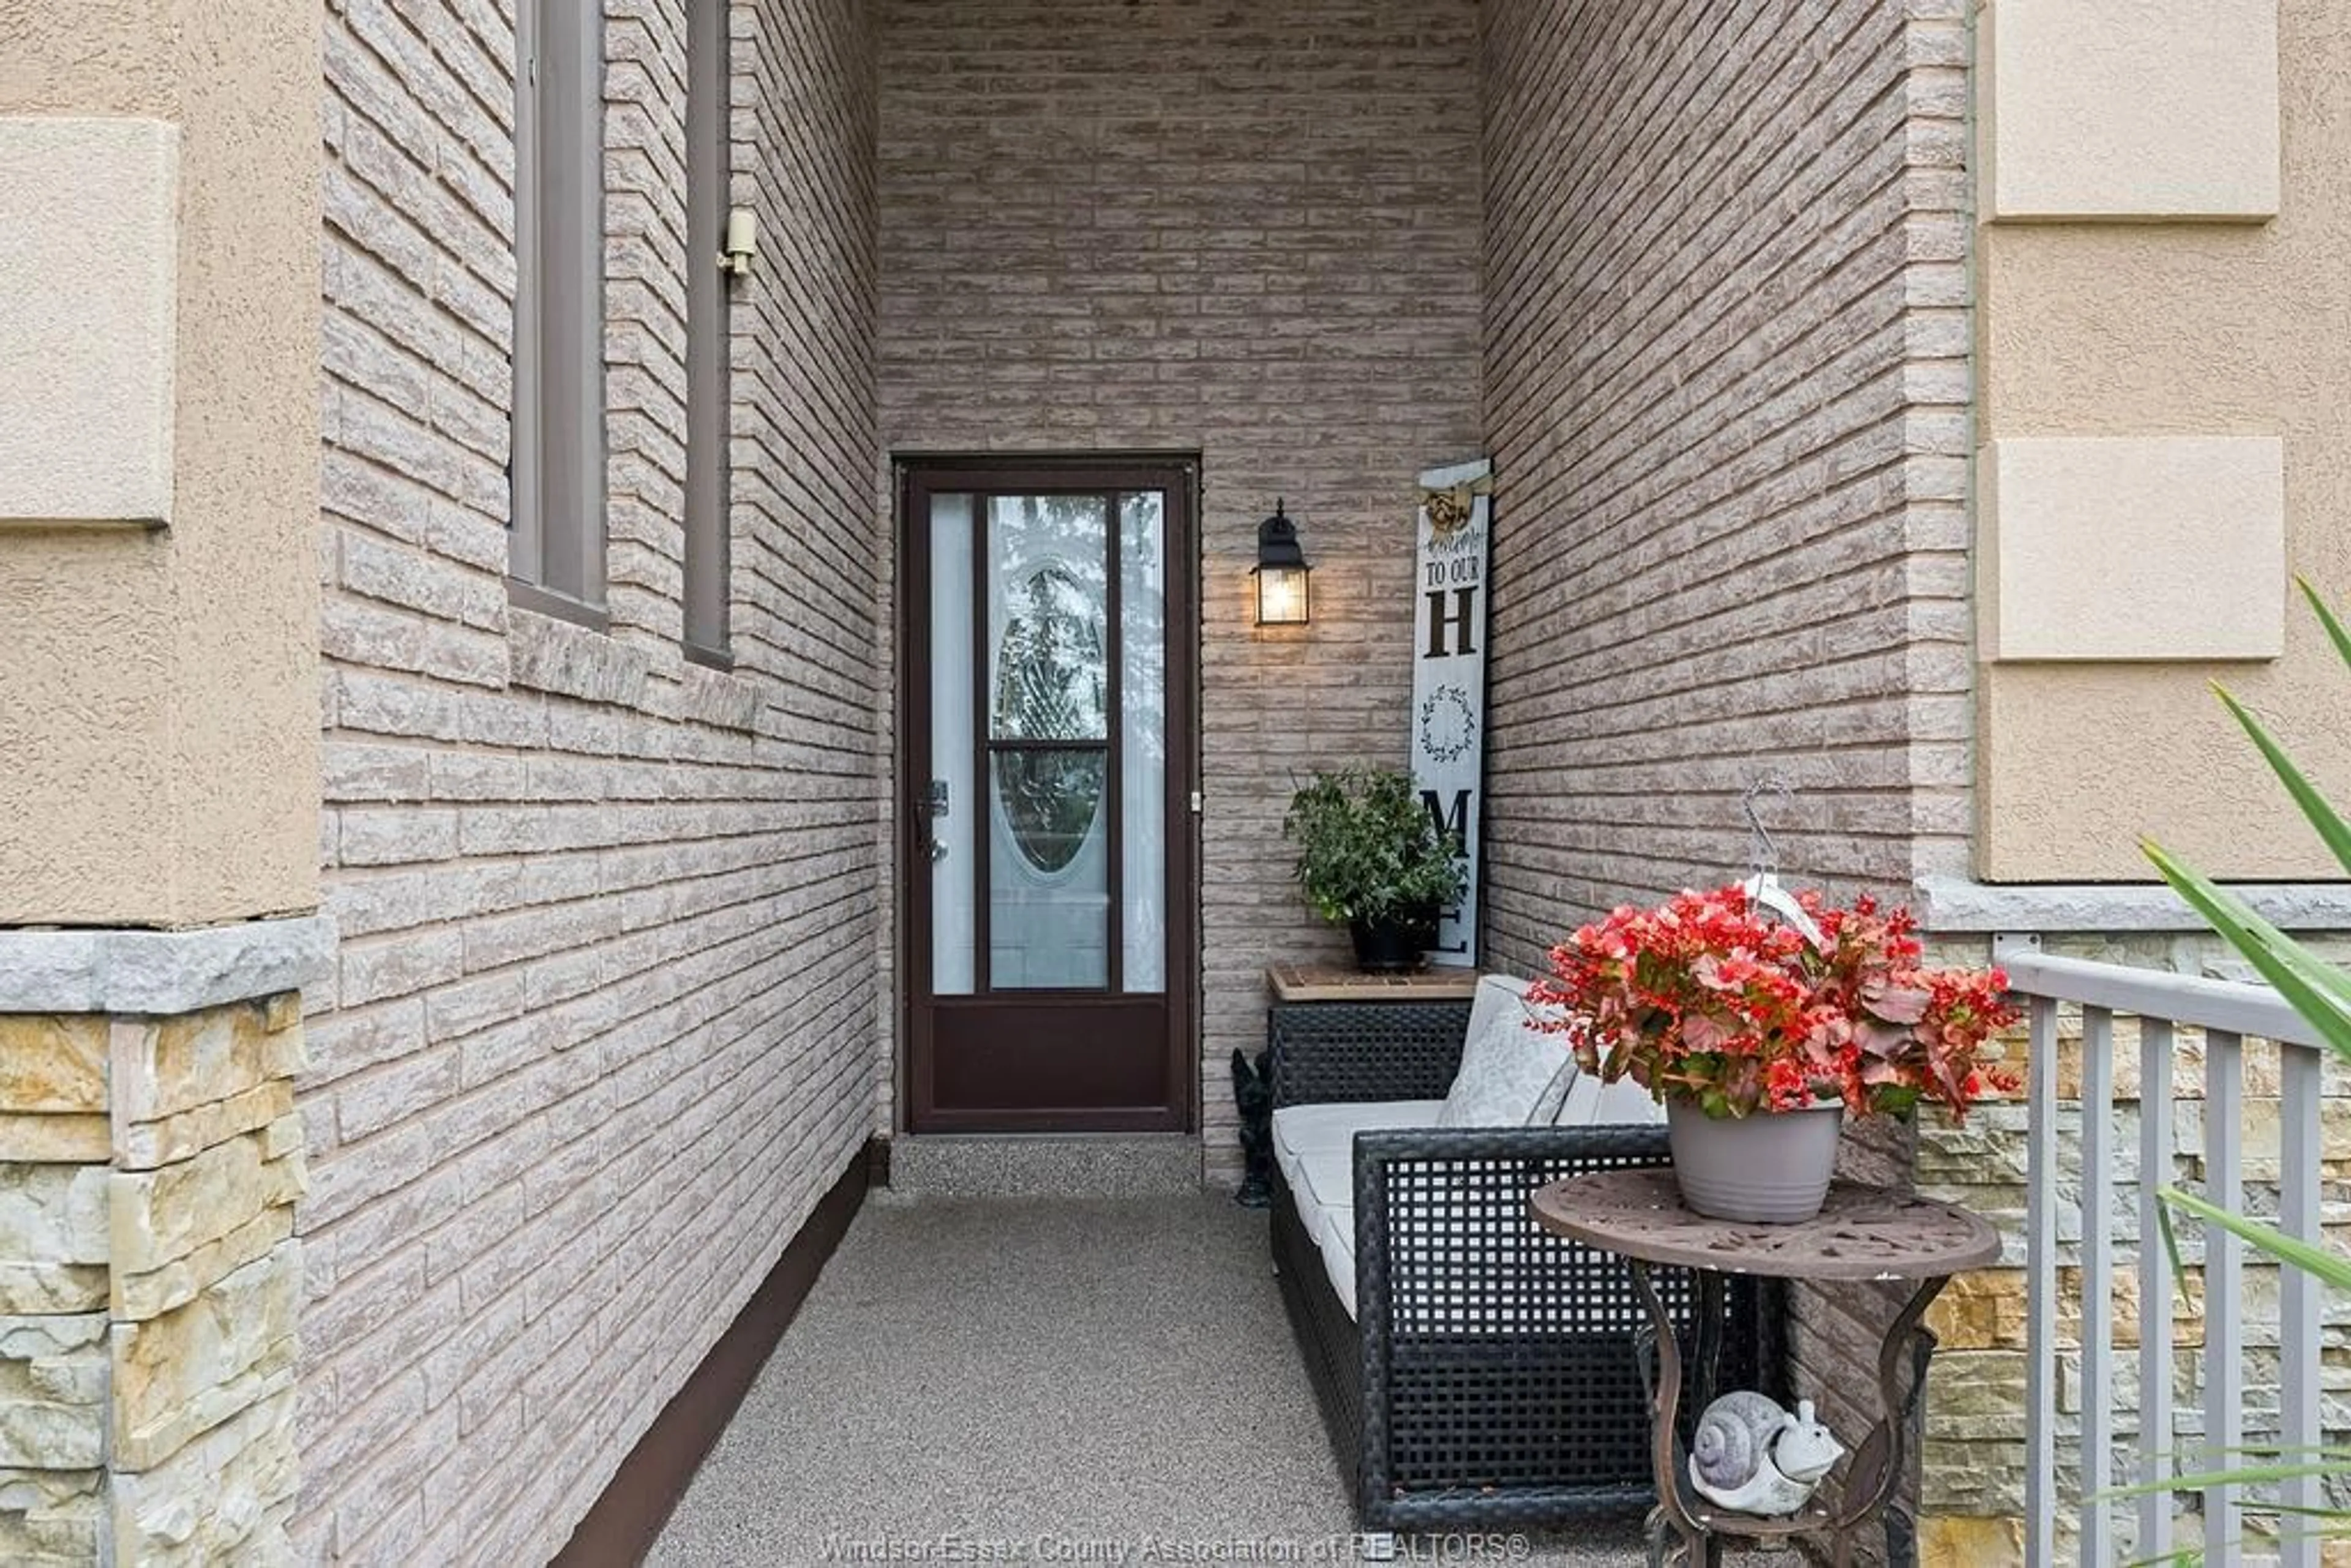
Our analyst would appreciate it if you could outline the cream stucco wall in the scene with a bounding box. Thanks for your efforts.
[1975,0,2351,881]
[0,0,320,926]
[0,1,176,117]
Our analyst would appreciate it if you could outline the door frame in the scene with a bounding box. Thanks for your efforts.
[891,452,1203,1134]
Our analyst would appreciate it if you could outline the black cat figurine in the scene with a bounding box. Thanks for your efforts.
[1232,1046,1275,1208]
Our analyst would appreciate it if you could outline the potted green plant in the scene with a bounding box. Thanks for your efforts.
[1283,766,1467,973]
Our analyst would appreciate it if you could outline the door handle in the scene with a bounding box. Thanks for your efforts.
[914,779,951,863]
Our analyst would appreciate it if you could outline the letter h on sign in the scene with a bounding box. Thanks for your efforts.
[1423,587,1478,659]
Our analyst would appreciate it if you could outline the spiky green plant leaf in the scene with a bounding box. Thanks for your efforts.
[2154,1198,2189,1308]
[2159,1185,2351,1292]
[2215,684,2351,879]
[2105,1457,2351,1498]
[2142,841,2351,1060]
[2301,576,2351,673]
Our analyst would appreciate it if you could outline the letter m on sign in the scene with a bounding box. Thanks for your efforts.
[1423,788,1469,855]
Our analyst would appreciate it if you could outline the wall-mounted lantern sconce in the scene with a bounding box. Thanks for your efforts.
[1253,500,1311,626]
[720,208,759,276]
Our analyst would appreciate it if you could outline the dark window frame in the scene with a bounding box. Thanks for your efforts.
[681,0,733,667]
[510,0,609,625]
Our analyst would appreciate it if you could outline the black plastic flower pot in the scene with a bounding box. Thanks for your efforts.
[1348,909,1433,974]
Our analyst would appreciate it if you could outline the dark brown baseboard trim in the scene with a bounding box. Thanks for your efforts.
[552,1141,875,1568]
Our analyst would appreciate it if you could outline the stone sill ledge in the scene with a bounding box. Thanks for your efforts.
[509,606,766,733]
[1915,876,2351,936]
[0,915,336,1014]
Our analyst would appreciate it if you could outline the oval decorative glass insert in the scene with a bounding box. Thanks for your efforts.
[992,564,1108,741]
[993,562,1108,873]
[992,749,1105,876]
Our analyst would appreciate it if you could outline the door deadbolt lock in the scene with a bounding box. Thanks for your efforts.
[918,779,951,863]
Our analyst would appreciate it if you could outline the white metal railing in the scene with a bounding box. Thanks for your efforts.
[2004,946,2331,1567]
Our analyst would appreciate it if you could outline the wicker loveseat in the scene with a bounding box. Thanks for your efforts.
[1267,984,1785,1531]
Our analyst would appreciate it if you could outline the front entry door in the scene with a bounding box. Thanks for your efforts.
[901,460,1198,1131]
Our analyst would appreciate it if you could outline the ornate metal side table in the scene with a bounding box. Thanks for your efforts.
[1530,1170,2000,1568]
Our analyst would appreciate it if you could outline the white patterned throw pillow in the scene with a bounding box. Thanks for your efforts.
[1435,978,1577,1127]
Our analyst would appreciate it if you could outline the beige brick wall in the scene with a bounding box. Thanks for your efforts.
[1478,0,1973,954]
[1477,2,1974,1550]
[305,1,880,1560]
[874,0,1484,1178]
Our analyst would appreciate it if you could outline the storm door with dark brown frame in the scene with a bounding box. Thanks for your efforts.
[901,460,1198,1132]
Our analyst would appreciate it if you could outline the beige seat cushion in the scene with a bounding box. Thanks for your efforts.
[1317,1201,1358,1312]
[1271,1098,1444,1198]
[1272,1098,1444,1323]
[1272,975,1659,1327]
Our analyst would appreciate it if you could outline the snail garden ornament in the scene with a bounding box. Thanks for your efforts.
[1687,1392,1843,1517]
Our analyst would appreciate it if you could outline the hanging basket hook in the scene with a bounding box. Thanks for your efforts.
[1742,774,1795,883]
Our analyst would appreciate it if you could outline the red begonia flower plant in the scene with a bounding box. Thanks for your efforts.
[1529,884,2022,1121]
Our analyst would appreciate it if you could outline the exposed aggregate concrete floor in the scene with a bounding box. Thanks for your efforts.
[650,1193,1792,1568]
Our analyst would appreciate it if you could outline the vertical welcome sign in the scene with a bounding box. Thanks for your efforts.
[1412,458,1491,967]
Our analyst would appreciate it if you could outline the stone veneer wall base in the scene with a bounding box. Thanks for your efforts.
[1909,927,2351,1564]
[0,915,328,1567]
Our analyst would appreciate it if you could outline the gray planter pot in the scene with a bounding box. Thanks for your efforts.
[1665,1099,1843,1223]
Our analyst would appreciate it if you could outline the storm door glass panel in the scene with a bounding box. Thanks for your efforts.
[928,495,977,994]
[1119,492,1166,992]
[987,495,1111,989]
